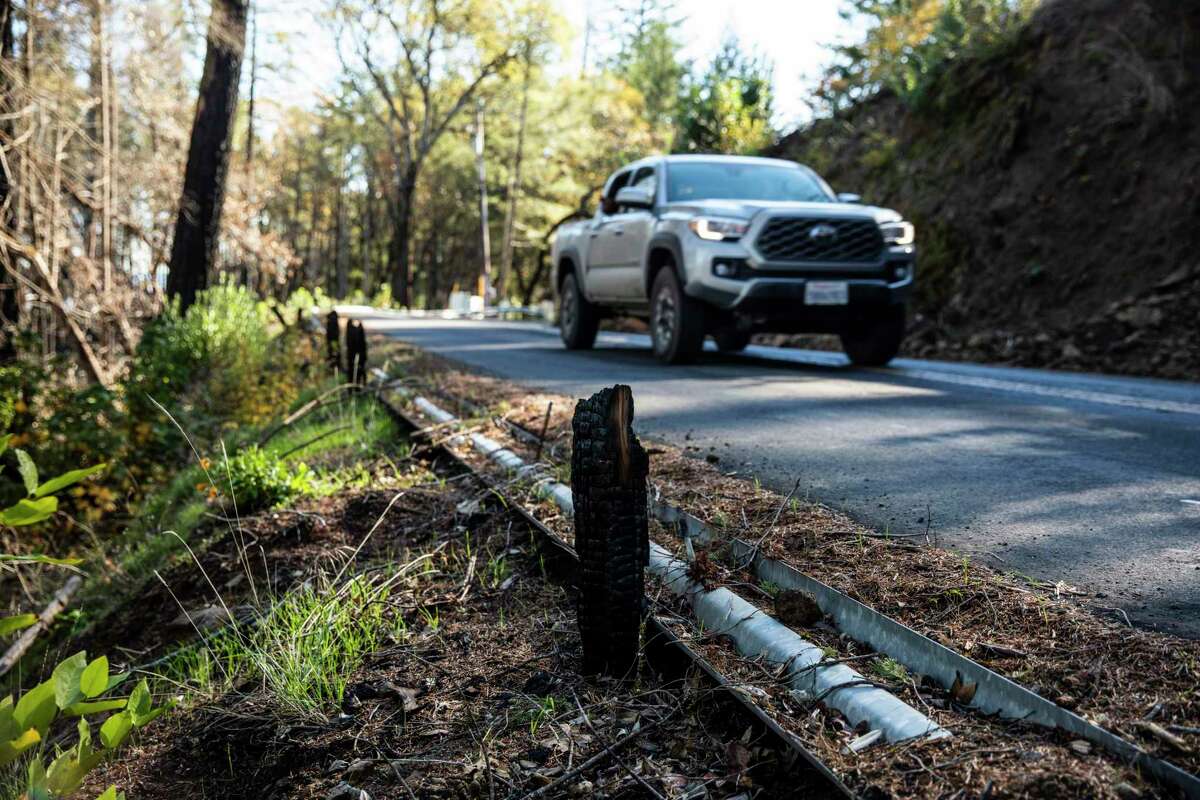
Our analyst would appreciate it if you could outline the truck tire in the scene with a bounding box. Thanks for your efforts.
[713,329,751,353]
[560,271,599,350]
[650,268,705,364]
[571,385,649,678]
[840,305,906,366]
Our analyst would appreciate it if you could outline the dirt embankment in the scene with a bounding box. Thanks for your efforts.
[773,0,1200,380]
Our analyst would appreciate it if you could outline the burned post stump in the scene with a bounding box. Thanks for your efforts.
[325,310,341,371]
[571,384,649,678]
[346,320,368,384]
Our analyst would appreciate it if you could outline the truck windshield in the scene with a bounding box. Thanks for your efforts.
[665,162,832,203]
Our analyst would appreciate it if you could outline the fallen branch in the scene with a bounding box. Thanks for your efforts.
[0,575,84,677]
[257,384,359,446]
[517,705,677,800]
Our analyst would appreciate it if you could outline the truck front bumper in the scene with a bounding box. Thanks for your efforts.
[689,261,914,334]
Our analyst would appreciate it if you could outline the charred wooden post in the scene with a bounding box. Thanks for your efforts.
[325,309,341,372]
[346,320,368,384]
[571,384,649,678]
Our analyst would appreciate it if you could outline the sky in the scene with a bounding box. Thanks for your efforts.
[254,0,863,133]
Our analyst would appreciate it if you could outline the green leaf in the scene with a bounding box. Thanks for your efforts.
[0,433,10,456]
[103,671,130,693]
[0,726,40,768]
[35,463,107,499]
[52,651,88,709]
[0,613,37,637]
[99,710,133,750]
[25,755,50,800]
[80,656,109,699]
[13,449,37,495]
[97,787,125,800]
[0,696,15,741]
[63,698,127,717]
[127,679,152,725]
[0,496,58,527]
[13,680,57,736]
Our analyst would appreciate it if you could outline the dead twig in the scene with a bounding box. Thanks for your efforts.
[571,691,666,800]
[517,704,679,800]
[0,575,84,677]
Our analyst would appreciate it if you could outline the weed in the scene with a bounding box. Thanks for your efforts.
[874,656,910,683]
[218,445,316,513]
[419,606,441,632]
[759,579,781,597]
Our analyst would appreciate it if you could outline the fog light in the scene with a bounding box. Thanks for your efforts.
[712,258,748,280]
[892,265,910,281]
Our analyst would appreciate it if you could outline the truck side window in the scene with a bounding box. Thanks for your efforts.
[620,167,657,212]
[602,171,632,215]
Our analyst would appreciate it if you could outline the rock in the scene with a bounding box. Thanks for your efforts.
[325,760,350,775]
[326,782,371,800]
[522,670,559,696]
[345,759,374,776]
[774,589,823,628]
[1114,782,1143,799]
[1069,739,1092,755]
[569,780,594,796]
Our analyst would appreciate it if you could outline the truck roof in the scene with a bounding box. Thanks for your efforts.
[626,154,803,169]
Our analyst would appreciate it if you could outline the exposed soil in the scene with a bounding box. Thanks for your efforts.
[380,337,1200,797]
[771,0,1200,380]
[65,380,806,800]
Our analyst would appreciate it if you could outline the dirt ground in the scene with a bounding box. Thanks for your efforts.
[374,337,1199,798]
[74,392,805,799]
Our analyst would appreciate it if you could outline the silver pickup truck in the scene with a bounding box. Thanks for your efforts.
[550,155,916,365]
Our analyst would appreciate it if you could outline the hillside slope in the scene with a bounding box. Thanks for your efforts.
[774,0,1200,380]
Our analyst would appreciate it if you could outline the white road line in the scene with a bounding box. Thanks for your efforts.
[351,310,1200,417]
[1182,499,1200,507]
[892,368,1200,417]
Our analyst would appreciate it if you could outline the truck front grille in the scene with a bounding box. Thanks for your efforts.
[753,217,884,263]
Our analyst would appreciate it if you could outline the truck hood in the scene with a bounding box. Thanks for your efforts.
[664,199,902,223]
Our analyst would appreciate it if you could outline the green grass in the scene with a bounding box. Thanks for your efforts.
[162,573,407,717]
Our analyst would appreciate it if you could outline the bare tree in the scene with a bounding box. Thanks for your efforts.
[338,0,514,307]
[0,0,16,362]
[166,0,249,313]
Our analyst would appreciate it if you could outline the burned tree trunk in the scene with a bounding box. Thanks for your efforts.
[571,384,649,678]
[346,319,367,385]
[325,309,340,372]
[165,0,248,313]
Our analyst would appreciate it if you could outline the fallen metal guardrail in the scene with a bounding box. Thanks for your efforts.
[367,369,854,797]
[375,371,949,748]
[650,498,1200,799]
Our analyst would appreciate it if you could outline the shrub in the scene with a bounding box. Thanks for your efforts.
[125,282,273,439]
[218,446,315,514]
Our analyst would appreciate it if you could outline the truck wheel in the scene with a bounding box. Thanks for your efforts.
[560,272,599,350]
[713,329,751,353]
[650,269,705,364]
[840,306,906,366]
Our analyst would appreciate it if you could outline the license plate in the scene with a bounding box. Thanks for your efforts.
[804,281,849,305]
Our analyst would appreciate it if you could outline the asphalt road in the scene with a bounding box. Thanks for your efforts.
[348,310,1200,637]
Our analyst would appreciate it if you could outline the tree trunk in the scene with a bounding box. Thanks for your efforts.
[474,102,492,302]
[166,0,248,313]
[499,49,532,301]
[388,168,415,308]
[0,0,15,361]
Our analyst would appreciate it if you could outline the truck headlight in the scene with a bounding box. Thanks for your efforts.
[689,217,750,241]
[879,221,915,246]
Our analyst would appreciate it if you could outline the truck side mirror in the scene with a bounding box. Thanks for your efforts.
[837,192,862,204]
[615,186,654,209]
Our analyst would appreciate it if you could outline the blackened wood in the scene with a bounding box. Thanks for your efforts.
[165,0,248,313]
[571,384,648,678]
[325,309,341,371]
[346,319,367,384]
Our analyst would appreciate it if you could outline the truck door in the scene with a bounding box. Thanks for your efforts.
[608,166,658,300]
[585,169,632,300]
